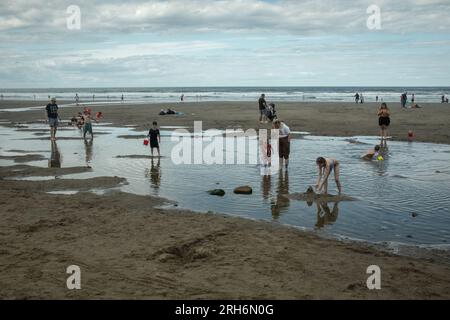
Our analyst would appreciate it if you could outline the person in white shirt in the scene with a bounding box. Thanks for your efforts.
[273,119,291,168]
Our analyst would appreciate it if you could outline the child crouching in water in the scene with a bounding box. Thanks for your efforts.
[362,145,384,161]
[148,121,161,157]
[315,157,342,194]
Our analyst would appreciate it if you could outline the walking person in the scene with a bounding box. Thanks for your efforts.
[75,93,80,106]
[45,97,60,141]
[148,121,161,157]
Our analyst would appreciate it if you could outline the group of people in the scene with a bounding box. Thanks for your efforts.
[258,94,278,123]
[46,97,101,141]
[442,95,449,103]
[258,94,341,195]
[354,93,365,104]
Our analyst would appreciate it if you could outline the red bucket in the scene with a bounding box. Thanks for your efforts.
[143,139,149,146]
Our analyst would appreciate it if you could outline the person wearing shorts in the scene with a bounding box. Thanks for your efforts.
[148,121,161,157]
[82,109,96,139]
[378,102,391,141]
[45,97,59,141]
[273,119,291,168]
[315,157,342,195]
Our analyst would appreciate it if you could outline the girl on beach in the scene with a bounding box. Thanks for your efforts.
[148,121,161,157]
[378,103,390,140]
[315,157,342,195]
[273,119,291,168]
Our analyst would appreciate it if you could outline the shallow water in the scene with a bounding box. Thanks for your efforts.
[1,123,450,247]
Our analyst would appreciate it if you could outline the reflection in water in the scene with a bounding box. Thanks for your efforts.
[146,159,161,192]
[261,174,271,200]
[84,139,93,165]
[271,169,290,220]
[314,200,340,230]
[49,141,61,168]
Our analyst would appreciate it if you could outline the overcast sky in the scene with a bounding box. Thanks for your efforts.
[1,0,449,88]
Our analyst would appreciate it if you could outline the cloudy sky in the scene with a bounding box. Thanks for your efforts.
[1,0,449,88]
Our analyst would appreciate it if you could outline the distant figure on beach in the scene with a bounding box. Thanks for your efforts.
[75,93,80,106]
[315,157,342,195]
[148,121,161,157]
[266,103,277,122]
[411,93,415,105]
[378,103,390,141]
[93,94,95,101]
[354,93,360,103]
[360,94,364,104]
[362,145,383,161]
[82,108,97,140]
[121,94,124,103]
[376,96,379,102]
[401,92,407,108]
[180,94,184,102]
[45,97,59,141]
[258,94,268,123]
[0,94,3,100]
[273,119,290,168]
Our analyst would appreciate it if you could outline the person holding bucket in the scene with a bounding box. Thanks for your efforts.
[273,119,291,169]
[147,121,161,157]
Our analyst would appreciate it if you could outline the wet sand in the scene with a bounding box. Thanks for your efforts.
[1,168,450,299]
[2,100,450,143]
[1,101,450,299]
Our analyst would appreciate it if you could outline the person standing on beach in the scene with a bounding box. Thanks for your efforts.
[45,97,59,141]
[315,157,342,195]
[82,108,97,140]
[75,93,80,106]
[360,94,364,104]
[354,93,360,103]
[411,93,415,105]
[273,119,291,168]
[121,94,124,103]
[258,94,268,123]
[376,96,379,102]
[401,92,408,108]
[378,103,391,141]
[148,121,161,157]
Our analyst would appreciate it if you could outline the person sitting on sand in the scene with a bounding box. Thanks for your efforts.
[159,109,166,115]
[273,119,291,168]
[148,121,161,157]
[378,103,390,141]
[82,108,97,140]
[362,145,383,161]
[315,157,342,195]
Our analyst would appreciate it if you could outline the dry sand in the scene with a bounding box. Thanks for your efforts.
[2,100,450,143]
[1,100,450,299]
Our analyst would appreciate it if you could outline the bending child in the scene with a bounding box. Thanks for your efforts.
[315,157,342,194]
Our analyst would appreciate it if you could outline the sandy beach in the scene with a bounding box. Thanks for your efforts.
[1,100,450,299]
[2,100,450,143]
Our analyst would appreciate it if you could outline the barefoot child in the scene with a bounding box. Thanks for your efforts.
[82,108,97,140]
[148,121,161,157]
[362,145,383,161]
[315,157,342,194]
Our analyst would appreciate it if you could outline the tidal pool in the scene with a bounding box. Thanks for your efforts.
[1,123,450,247]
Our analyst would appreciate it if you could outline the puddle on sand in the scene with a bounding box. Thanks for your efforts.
[1,123,450,247]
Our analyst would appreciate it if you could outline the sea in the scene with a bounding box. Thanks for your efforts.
[0,87,449,104]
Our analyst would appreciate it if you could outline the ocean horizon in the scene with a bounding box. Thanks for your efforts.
[1,86,449,104]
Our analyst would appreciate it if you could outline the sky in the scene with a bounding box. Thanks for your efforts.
[0,0,449,88]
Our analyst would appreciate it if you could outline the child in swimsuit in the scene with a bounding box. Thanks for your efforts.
[362,145,383,161]
[315,157,342,194]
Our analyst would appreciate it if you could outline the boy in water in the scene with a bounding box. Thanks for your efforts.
[45,97,60,141]
[315,157,342,195]
[82,108,97,140]
[148,121,161,157]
